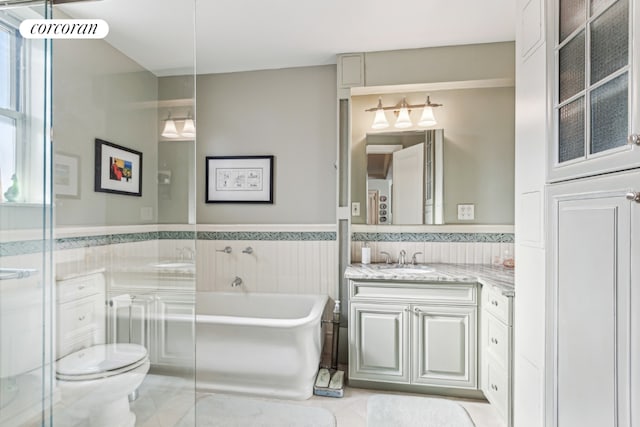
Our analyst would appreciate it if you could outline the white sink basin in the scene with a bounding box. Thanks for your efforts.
[151,261,194,269]
[374,265,435,274]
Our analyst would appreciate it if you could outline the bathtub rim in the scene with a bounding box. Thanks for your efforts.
[195,291,329,329]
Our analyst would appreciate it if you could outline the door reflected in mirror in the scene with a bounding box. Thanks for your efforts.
[366,130,444,225]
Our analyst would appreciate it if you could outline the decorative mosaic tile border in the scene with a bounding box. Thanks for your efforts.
[0,230,336,257]
[197,231,336,241]
[159,231,197,240]
[55,232,159,250]
[0,239,50,257]
[3,230,511,257]
[352,232,515,243]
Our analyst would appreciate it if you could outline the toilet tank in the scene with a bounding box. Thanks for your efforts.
[56,272,106,360]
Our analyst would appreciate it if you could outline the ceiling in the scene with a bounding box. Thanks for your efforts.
[59,0,516,76]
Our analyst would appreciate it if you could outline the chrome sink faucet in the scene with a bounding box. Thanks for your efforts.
[411,252,423,265]
[398,250,407,265]
[380,251,392,264]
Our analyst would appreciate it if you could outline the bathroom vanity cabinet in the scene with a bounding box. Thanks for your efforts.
[56,271,106,360]
[348,280,478,391]
[481,284,513,426]
[107,269,195,370]
[345,264,515,426]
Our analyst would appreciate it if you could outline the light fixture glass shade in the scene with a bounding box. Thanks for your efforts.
[394,101,412,129]
[181,118,196,138]
[372,108,389,129]
[161,119,179,138]
[418,106,437,127]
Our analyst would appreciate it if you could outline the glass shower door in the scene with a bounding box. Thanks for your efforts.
[0,1,53,426]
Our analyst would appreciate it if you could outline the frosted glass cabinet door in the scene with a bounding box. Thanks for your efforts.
[349,303,410,383]
[550,0,640,181]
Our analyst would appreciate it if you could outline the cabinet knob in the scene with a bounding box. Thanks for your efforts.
[492,300,498,306]
[78,315,86,321]
[491,337,498,344]
[626,192,640,203]
[628,134,640,146]
[491,384,498,391]
[413,307,421,314]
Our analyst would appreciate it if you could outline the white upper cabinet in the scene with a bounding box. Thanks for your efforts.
[548,0,640,182]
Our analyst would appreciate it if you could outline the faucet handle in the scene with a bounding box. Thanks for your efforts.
[380,251,392,264]
[182,247,195,261]
[411,252,423,265]
[217,246,232,254]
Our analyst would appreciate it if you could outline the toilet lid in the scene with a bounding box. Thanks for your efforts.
[56,343,148,379]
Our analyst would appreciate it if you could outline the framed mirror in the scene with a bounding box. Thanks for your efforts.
[351,87,515,226]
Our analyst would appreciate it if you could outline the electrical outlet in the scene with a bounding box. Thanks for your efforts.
[351,202,361,217]
[457,204,475,220]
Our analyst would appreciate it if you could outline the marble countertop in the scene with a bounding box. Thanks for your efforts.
[344,263,515,296]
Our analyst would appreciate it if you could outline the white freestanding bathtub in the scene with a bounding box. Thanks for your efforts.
[195,292,328,400]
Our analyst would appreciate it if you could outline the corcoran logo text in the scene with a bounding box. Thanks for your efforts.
[19,19,109,39]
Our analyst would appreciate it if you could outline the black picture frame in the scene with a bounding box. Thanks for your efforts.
[94,138,143,197]
[205,155,274,203]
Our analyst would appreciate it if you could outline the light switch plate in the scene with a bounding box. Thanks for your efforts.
[457,204,475,220]
[351,202,361,217]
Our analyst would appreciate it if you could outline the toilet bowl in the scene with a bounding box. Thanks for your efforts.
[56,343,150,427]
[54,273,150,427]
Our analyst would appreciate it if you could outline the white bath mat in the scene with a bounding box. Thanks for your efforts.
[176,394,336,427]
[367,394,476,427]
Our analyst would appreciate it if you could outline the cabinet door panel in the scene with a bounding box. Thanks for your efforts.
[550,0,639,182]
[548,174,633,427]
[349,303,409,383]
[486,314,510,369]
[486,356,510,421]
[412,305,477,388]
[156,294,195,367]
[107,294,154,360]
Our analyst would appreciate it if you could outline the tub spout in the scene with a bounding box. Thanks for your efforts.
[231,276,243,287]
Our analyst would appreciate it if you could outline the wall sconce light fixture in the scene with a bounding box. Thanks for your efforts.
[366,96,442,130]
[162,112,196,139]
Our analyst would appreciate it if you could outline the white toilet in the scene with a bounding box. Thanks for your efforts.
[55,271,149,427]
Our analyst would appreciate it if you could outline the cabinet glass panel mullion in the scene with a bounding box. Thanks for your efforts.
[556,0,630,165]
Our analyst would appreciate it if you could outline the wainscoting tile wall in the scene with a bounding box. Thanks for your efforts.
[351,240,515,264]
[350,229,515,265]
[196,240,338,299]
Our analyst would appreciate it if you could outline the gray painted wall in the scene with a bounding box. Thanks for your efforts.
[196,65,337,224]
[157,76,195,224]
[53,37,159,226]
[363,42,515,87]
[351,87,515,225]
[158,140,195,224]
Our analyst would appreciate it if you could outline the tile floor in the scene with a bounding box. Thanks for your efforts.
[131,373,507,427]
